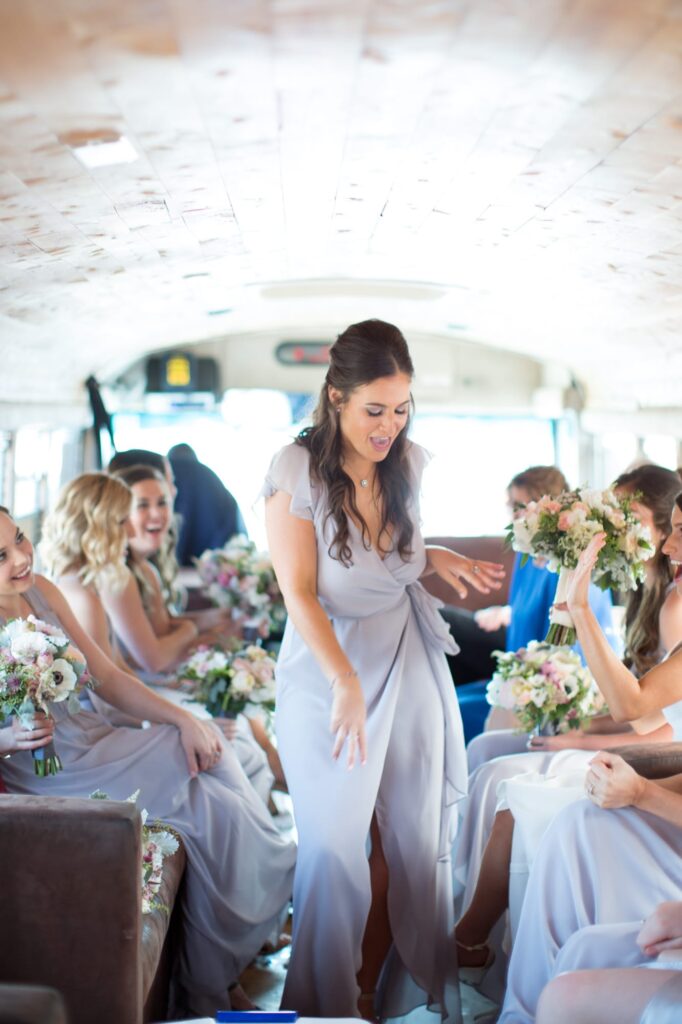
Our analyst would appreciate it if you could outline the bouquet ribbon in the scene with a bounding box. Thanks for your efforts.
[547,568,577,646]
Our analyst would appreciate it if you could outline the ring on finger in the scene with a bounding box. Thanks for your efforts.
[472,564,481,574]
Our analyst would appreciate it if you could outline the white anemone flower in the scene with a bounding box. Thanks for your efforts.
[48,658,78,701]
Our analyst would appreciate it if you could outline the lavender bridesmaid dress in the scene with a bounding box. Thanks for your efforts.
[0,583,297,1016]
[262,441,467,1022]
[498,799,682,1023]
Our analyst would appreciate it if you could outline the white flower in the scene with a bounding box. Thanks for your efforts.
[230,669,255,696]
[153,830,179,856]
[203,651,229,673]
[11,631,53,661]
[578,488,608,513]
[512,518,535,555]
[47,659,78,701]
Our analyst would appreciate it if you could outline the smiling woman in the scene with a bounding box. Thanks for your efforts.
[0,503,297,1016]
[263,318,505,1021]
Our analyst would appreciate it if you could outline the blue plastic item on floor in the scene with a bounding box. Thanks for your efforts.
[216,1014,298,1022]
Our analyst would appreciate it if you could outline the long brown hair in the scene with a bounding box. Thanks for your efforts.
[111,464,179,610]
[297,319,415,565]
[616,464,682,675]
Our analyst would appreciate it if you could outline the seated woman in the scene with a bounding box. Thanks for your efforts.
[466,464,620,758]
[117,464,284,799]
[101,464,231,675]
[108,447,238,634]
[40,471,279,806]
[536,902,682,1024]
[453,466,682,992]
[499,751,682,1023]
[0,500,296,1015]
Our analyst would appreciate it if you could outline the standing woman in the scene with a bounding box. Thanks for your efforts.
[264,319,504,1021]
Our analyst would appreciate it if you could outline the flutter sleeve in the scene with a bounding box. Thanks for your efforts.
[260,443,316,522]
[407,441,432,518]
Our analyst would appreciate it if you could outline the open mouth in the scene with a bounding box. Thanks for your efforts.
[369,436,392,453]
[673,563,682,583]
[12,564,32,581]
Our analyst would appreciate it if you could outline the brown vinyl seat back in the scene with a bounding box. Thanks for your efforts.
[0,795,143,1024]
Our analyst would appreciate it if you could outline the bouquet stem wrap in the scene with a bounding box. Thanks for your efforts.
[18,701,62,777]
[547,568,576,647]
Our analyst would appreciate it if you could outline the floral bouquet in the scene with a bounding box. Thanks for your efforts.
[178,642,277,719]
[486,642,605,735]
[0,616,91,776]
[195,534,287,637]
[91,790,179,914]
[508,487,654,644]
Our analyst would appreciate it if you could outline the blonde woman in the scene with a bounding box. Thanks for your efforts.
[42,472,198,676]
[41,472,278,805]
[3,497,296,1015]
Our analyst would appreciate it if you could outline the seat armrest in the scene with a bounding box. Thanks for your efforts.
[612,742,682,779]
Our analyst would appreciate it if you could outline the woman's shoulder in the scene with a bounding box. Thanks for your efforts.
[268,441,312,476]
[262,441,316,520]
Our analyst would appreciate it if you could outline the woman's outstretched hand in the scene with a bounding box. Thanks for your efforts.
[426,547,505,600]
[563,532,607,612]
[330,676,367,769]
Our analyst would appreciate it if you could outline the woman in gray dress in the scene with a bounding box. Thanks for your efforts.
[264,319,504,1021]
[0,504,296,1016]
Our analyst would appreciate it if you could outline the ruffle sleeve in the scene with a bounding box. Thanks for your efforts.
[406,440,431,518]
[260,443,316,522]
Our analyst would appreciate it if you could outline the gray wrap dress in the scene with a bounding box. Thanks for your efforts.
[262,441,467,1022]
[0,583,297,1016]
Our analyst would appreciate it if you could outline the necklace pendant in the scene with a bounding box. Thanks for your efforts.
[360,478,368,488]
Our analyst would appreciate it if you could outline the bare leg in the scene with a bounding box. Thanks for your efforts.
[537,968,682,1024]
[356,815,392,1017]
[247,715,287,789]
[455,809,513,967]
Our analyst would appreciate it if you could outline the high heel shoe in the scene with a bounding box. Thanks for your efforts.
[456,938,495,987]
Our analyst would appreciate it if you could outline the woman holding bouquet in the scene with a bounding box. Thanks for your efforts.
[263,318,504,1021]
[0,503,296,1016]
[41,470,278,806]
[452,464,682,996]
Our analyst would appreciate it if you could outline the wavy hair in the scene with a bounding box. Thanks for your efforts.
[112,463,179,610]
[616,464,682,676]
[296,319,415,565]
[40,473,132,592]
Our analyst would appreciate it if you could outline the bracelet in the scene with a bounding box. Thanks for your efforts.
[330,668,359,689]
